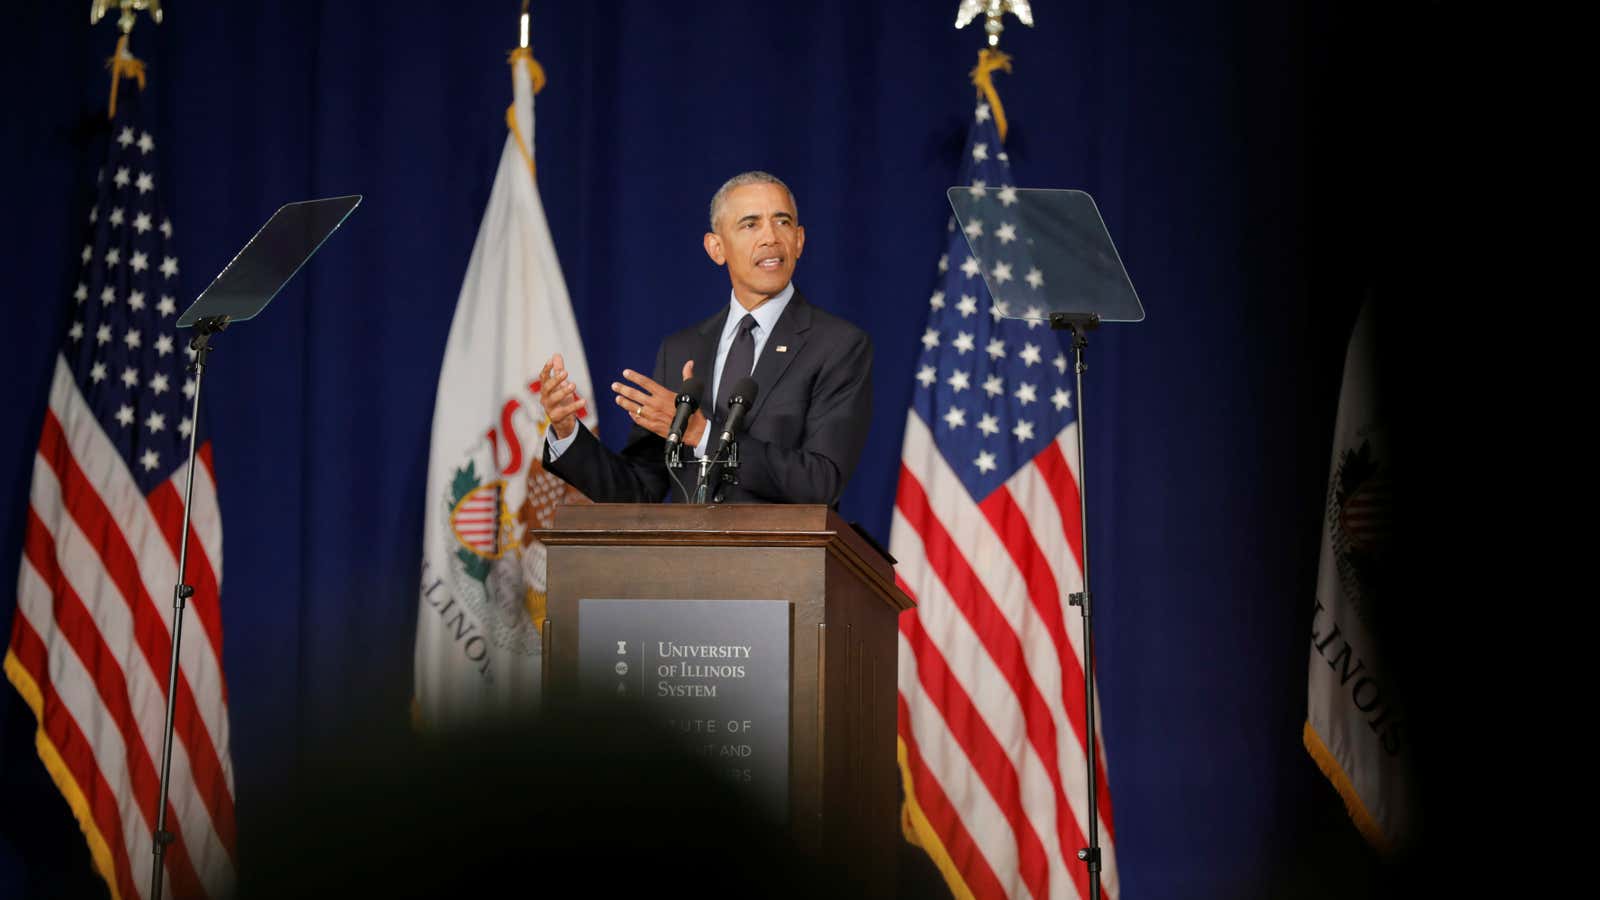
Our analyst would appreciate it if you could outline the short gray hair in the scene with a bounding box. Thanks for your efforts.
[708,171,797,232]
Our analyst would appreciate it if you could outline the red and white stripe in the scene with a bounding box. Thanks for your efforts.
[6,356,236,900]
[893,410,1119,900]
[452,488,499,555]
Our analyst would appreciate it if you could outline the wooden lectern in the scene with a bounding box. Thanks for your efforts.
[538,503,913,893]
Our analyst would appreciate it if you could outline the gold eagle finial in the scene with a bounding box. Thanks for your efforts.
[90,0,163,35]
[955,0,1034,48]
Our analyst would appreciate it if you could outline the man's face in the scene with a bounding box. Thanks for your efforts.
[704,183,805,308]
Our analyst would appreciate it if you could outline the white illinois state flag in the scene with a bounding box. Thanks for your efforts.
[414,48,595,729]
[1304,299,1411,850]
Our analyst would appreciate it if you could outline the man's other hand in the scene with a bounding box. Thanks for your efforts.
[612,360,707,445]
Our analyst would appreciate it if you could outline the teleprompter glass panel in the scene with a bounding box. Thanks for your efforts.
[178,195,361,328]
[947,187,1144,325]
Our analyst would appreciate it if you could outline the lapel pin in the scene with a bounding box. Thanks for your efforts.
[775,345,788,353]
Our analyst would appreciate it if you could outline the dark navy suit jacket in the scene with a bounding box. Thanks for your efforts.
[544,291,872,504]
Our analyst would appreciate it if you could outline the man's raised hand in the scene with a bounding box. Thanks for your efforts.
[539,353,582,440]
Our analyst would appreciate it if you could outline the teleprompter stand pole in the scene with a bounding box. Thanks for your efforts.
[149,314,227,900]
[154,191,362,895]
[1050,310,1105,899]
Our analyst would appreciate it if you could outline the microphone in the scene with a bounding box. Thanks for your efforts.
[711,376,759,459]
[693,376,759,504]
[663,375,704,456]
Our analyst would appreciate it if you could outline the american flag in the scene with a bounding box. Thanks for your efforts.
[3,62,237,899]
[890,95,1120,899]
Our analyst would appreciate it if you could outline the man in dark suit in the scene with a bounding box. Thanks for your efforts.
[537,172,872,504]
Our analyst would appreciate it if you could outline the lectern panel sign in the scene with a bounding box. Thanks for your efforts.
[577,598,791,819]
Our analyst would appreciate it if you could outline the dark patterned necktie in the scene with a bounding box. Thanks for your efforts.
[714,313,758,427]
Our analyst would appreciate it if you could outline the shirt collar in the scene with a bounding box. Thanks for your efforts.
[725,282,795,338]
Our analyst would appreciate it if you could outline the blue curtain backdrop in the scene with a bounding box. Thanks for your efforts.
[2,1,1465,897]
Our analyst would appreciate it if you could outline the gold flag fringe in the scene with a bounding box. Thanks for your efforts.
[1302,720,1394,854]
[897,737,978,900]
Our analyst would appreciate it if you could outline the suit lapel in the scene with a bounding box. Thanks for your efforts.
[748,292,812,422]
[693,307,725,412]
